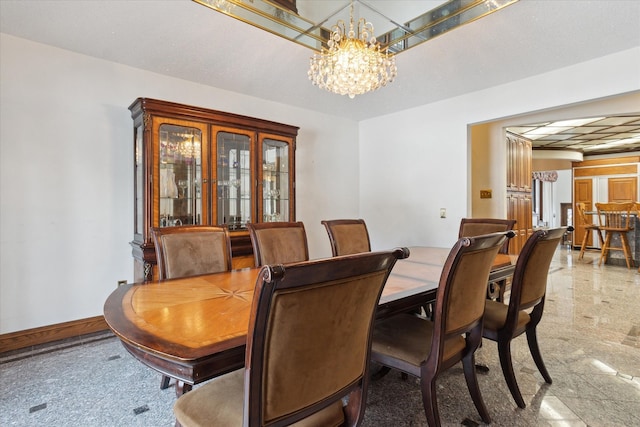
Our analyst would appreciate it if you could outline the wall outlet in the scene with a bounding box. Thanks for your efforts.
[440,208,446,218]
[117,280,127,287]
[480,189,492,199]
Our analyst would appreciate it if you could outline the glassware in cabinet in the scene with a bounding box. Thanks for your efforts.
[215,129,253,231]
[260,135,293,223]
[158,124,203,227]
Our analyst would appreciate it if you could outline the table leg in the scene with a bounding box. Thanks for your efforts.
[175,381,192,397]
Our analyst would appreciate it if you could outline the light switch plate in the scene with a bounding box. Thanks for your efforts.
[440,208,446,218]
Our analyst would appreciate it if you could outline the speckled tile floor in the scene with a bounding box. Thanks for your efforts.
[1,247,639,426]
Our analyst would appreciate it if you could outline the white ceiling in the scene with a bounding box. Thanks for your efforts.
[1,0,639,151]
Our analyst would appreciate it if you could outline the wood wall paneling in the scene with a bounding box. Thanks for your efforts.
[573,156,640,167]
[574,179,594,248]
[573,165,637,177]
[506,132,533,254]
[608,177,637,202]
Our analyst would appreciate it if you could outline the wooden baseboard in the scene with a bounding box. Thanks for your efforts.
[0,316,109,354]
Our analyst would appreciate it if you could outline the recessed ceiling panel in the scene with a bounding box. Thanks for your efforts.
[564,126,610,134]
[600,125,640,133]
[507,114,640,156]
[523,126,573,136]
[550,117,604,127]
[534,134,576,142]
[590,117,640,126]
[602,133,640,139]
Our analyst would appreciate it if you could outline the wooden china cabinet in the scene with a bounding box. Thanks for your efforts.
[130,98,298,281]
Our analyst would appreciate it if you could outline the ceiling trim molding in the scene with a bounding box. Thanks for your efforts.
[532,150,583,162]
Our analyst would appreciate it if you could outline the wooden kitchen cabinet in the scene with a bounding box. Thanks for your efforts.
[506,132,533,253]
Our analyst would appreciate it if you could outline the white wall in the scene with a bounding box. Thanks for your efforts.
[554,170,573,228]
[0,34,359,333]
[359,48,640,250]
[1,33,639,334]
[469,123,503,218]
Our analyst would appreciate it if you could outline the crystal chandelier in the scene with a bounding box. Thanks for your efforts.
[308,2,397,98]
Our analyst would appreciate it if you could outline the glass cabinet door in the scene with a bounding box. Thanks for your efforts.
[157,122,206,227]
[214,128,253,230]
[260,135,292,222]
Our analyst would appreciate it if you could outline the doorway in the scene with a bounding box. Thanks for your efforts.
[468,92,639,231]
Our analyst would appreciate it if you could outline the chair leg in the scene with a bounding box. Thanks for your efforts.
[620,233,634,268]
[498,278,511,303]
[487,279,508,302]
[526,326,552,384]
[497,339,526,408]
[175,381,192,397]
[422,302,434,320]
[578,229,590,260]
[344,388,365,426]
[420,374,441,427]
[487,281,499,300]
[371,365,392,380]
[598,233,612,266]
[160,375,171,390]
[462,352,491,424]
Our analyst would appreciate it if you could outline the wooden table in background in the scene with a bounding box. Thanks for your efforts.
[103,247,515,395]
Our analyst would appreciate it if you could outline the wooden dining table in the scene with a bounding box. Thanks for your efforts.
[103,246,515,395]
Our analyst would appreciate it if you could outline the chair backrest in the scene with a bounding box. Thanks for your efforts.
[575,202,591,226]
[321,219,371,256]
[247,221,309,266]
[244,247,410,426]
[595,202,634,230]
[458,218,516,254]
[505,227,567,328]
[430,231,512,363]
[151,225,232,280]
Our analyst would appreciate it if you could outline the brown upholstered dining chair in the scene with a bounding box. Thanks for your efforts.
[151,225,232,389]
[459,217,516,301]
[321,218,371,256]
[247,221,309,266]
[152,225,233,280]
[173,247,410,427]
[575,202,603,260]
[483,226,569,409]
[595,202,635,268]
[458,217,516,254]
[371,231,512,427]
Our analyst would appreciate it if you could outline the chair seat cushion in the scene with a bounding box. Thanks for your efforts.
[372,313,465,367]
[174,369,244,427]
[484,300,530,332]
[173,369,345,427]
